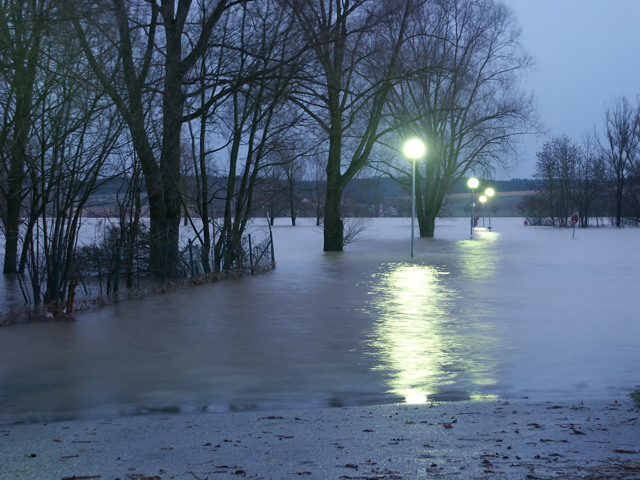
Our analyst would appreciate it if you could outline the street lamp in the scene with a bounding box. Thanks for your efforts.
[479,194,487,227]
[467,177,479,239]
[403,138,426,257]
[484,187,495,231]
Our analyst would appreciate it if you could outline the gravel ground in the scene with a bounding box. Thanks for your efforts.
[1,398,639,480]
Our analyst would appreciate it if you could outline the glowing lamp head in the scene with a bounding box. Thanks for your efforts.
[403,138,426,160]
[485,187,495,197]
[479,195,487,204]
[467,177,479,189]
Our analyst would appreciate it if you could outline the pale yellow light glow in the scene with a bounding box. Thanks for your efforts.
[365,249,503,405]
[455,230,499,280]
[405,392,428,404]
[479,195,487,204]
[368,265,443,404]
[485,187,495,197]
[467,177,479,189]
[403,138,426,160]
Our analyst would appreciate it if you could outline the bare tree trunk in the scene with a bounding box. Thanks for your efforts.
[323,100,345,251]
[65,0,240,279]
[615,176,624,227]
[323,177,344,251]
[198,117,212,273]
[285,0,412,250]
[2,1,45,273]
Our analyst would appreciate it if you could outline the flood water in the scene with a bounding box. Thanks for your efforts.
[1,217,639,424]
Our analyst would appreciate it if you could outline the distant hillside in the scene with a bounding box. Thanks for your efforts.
[84,174,537,218]
[447,177,541,194]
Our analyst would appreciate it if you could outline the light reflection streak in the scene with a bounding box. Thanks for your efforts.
[366,232,503,404]
[455,229,500,282]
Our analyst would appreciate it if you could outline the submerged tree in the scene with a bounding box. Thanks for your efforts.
[600,96,640,227]
[23,20,124,305]
[576,135,607,226]
[284,0,414,251]
[63,0,249,279]
[384,0,534,237]
[204,1,301,271]
[532,134,606,227]
[0,0,51,273]
[534,135,582,227]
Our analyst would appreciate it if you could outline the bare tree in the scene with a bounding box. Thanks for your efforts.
[210,1,301,270]
[0,0,51,273]
[624,136,640,221]
[518,194,547,226]
[600,96,640,227]
[264,137,309,226]
[111,142,148,290]
[260,163,287,225]
[310,148,327,226]
[63,0,249,279]
[576,134,607,226]
[280,145,306,226]
[25,55,123,306]
[284,0,414,251]
[534,135,581,227]
[532,134,606,228]
[181,0,240,274]
[384,0,534,237]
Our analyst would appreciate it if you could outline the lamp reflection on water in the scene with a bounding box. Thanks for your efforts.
[365,249,502,404]
[367,265,447,404]
[456,229,500,282]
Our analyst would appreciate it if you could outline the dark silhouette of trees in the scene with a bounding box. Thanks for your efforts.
[63,0,249,279]
[261,138,308,226]
[384,0,534,237]
[576,135,607,226]
[0,0,125,308]
[284,0,414,251]
[532,135,606,227]
[4,1,640,314]
[601,96,640,227]
[534,135,583,227]
[0,0,51,273]
[209,1,301,270]
[28,87,123,305]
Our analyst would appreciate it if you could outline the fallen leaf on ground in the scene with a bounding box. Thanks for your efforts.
[62,476,101,480]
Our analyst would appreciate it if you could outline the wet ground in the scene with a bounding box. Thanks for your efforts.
[2,398,639,479]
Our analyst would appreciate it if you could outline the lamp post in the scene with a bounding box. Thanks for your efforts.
[467,177,479,239]
[484,187,495,231]
[403,138,426,257]
[479,194,487,227]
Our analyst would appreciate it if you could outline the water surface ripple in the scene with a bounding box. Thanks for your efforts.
[1,218,638,423]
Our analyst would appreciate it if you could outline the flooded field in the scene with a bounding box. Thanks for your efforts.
[1,217,638,423]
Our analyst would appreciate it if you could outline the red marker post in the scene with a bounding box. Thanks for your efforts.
[570,214,579,238]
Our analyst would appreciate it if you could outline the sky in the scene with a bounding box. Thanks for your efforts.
[501,0,640,179]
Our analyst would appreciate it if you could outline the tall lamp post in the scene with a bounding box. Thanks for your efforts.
[403,138,426,257]
[484,187,495,231]
[479,195,487,227]
[467,177,479,239]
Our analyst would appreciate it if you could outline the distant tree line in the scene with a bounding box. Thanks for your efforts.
[88,174,533,221]
[519,97,640,227]
[1,0,536,309]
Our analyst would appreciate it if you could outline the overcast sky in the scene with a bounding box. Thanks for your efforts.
[501,0,640,179]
